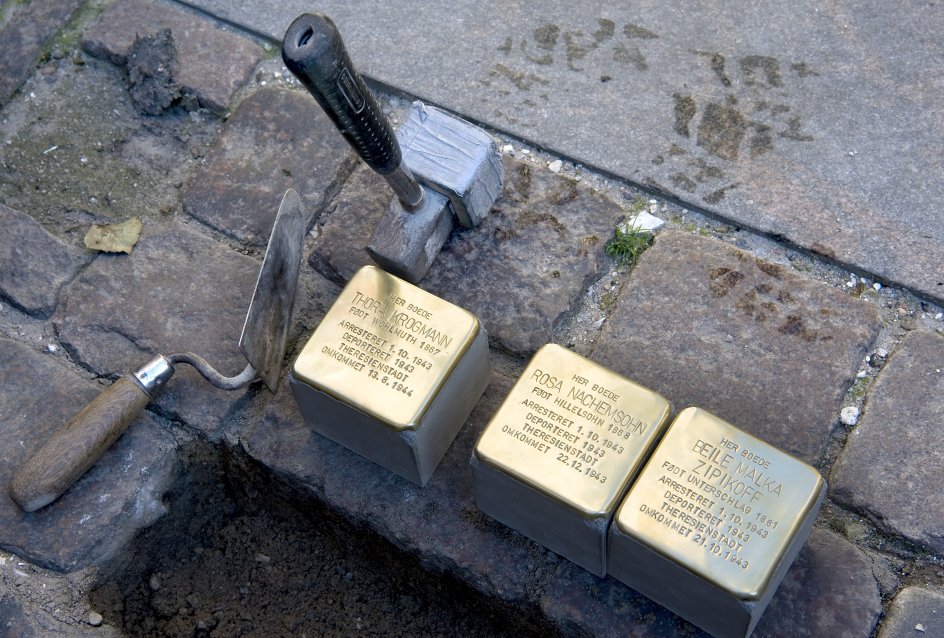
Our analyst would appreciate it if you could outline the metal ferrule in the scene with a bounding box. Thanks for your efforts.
[383,164,426,212]
[133,355,176,397]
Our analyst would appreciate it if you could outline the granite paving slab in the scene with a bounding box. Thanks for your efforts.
[0,338,179,573]
[184,0,944,303]
[877,586,944,638]
[0,0,83,105]
[830,330,944,553]
[82,0,265,114]
[54,221,262,440]
[312,156,624,353]
[182,87,354,246]
[592,230,881,465]
[0,203,88,317]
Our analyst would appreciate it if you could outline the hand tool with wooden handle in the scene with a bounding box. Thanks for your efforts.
[10,189,307,512]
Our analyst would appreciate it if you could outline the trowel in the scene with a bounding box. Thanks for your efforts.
[10,189,307,512]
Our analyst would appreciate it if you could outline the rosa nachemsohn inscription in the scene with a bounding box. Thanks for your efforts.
[292,265,489,486]
[471,344,670,575]
[608,407,825,638]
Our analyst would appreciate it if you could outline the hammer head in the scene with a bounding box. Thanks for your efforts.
[367,102,504,283]
[397,102,504,229]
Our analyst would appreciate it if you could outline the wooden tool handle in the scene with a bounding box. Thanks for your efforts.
[10,376,151,512]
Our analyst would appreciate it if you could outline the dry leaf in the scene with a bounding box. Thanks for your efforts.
[84,218,143,254]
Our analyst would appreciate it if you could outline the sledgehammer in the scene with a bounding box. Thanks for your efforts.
[282,13,503,282]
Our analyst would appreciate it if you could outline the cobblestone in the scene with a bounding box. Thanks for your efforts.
[877,586,944,638]
[0,203,88,317]
[831,331,944,553]
[0,0,83,106]
[182,87,353,246]
[592,230,881,464]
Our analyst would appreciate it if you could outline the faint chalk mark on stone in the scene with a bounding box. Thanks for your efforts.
[741,55,783,88]
[748,123,773,158]
[697,102,747,161]
[613,44,647,71]
[489,63,550,91]
[695,51,732,87]
[704,183,738,204]
[671,173,697,192]
[791,62,820,77]
[708,267,744,297]
[564,19,615,70]
[624,24,659,39]
[780,116,814,141]
[522,24,559,64]
[673,94,696,137]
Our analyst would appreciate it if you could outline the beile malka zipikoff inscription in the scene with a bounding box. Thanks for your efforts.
[608,407,825,638]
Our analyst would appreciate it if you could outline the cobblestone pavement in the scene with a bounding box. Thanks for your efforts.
[1,2,942,636]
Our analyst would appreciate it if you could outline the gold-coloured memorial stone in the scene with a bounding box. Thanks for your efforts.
[608,407,826,638]
[471,344,671,576]
[291,265,489,486]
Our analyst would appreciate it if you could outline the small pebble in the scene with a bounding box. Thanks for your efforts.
[149,574,161,591]
[88,611,103,627]
[840,406,860,426]
[547,159,562,173]
[501,144,513,154]
[936,312,942,320]
[900,316,918,331]
[46,343,58,353]
[872,282,882,291]
[915,623,925,633]
[520,149,530,155]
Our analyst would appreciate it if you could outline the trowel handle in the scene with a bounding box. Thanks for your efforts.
[282,13,401,174]
[9,357,173,512]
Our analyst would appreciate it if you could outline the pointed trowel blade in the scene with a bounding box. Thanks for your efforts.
[238,189,307,392]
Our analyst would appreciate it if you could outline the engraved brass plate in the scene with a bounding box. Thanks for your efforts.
[293,266,479,429]
[475,344,671,517]
[614,407,825,600]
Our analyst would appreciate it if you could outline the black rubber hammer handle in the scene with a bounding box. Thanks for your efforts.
[282,13,424,211]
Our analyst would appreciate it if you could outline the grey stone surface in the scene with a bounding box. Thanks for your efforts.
[878,586,944,638]
[312,156,624,353]
[182,87,353,246]
[0,0,83,105]
[0,338,179,573]
[0,53,215,233]
[753,529,881,638]
[0,203,88,317]
[82,0,265,114]
[592,230,881,464]
[54,221,262,440]
[830,331,944,553]
[186,0,944,303]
